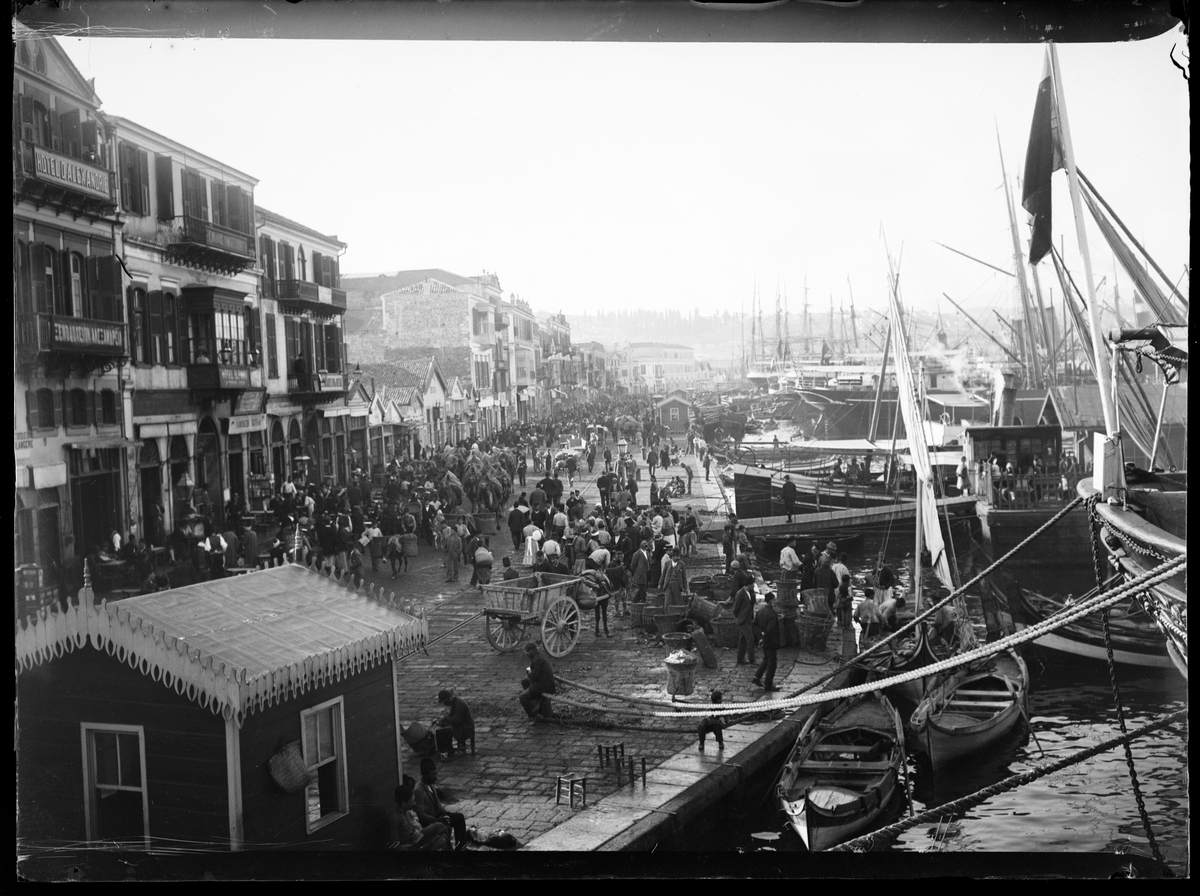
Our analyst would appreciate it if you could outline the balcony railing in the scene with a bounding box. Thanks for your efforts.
[185,336,256,390]
[277,279,320,302]
[331,288,347,309]
[168,216,256,274]
[15,140,117,215]
[287,370,347,396]
[16,311,127,358]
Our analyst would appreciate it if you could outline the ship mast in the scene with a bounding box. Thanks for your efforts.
[847,276,860,350]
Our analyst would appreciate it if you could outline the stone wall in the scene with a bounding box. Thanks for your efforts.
[381,286,471,346]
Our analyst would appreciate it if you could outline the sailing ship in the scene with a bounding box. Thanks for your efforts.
[777,691,906,851]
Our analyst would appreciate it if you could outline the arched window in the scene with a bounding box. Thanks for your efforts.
[298,246,307,282]
[69,388,90,428]
[42,246,60,315]
[33,47,46,74]
[18,42,30,68]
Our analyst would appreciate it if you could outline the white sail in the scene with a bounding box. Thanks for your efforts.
[886,282,954,592]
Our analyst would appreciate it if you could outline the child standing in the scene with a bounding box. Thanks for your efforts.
[697,689,725,752]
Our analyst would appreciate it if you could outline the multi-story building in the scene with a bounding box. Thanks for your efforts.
[107,115,260,539]
[256,207,350,492]
[576,341,608,401]
[503,297,539,422]
[615,342,698,394]
[537,311,573,417]
[350,269,505,434]
[14,26,126,597]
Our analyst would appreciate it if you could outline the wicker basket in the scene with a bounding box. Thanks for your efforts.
[662,631,694,653]
[268,740,314,794]
[652,610,683,636]
[799,614,834,651]
[630,601,649,629]
[400,533,419,557]
[711,617,740,649]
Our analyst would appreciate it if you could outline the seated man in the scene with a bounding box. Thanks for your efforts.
[412,757,475,851]
[390,776,449,851]
[436,689,475,757]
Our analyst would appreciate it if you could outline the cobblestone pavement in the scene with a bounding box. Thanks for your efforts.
[354,452,842,847]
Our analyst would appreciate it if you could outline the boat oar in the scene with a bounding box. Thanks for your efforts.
[1007,678,1046,758]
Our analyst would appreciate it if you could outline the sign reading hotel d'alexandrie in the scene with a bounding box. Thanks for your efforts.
[33,146,112,199]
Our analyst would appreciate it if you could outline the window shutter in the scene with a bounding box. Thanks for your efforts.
[25,390,39,431]
[266,238,277,293]
[312,252,324,287]
[81,118,98,158]
[126,286,139,361]
[51,391,62,428]
[115,389,124,428]
[19,96,36,143]
[266,312,279,378]
[86,255,101,321]
[61,108,81,158]
[177,305,190,364]
[199,175,209,222]
[227,185,243,233]
[58,250,73,316]
[90,389,101,427]
[137,150,150,215]
[148,290,163,363]
[155,154,174,220]
[49,108,62,152]
[244,190,255,238]
[119,143,135,212]
[61,390,71,427]
[30,243,48,313]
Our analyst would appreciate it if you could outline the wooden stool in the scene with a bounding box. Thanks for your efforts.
[616,756,648,788]
[597,741,625,769]
[555,774,587,809]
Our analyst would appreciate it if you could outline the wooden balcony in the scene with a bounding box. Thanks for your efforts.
[277,280,348,315]
[186,337,256,391]
[168,215,256,274]
[14,140,117,218]
[16,311,127,373]
[287,370,348,401]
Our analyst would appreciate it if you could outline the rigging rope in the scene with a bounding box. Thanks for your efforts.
[829,708,1186,857]
[1088,494,1169,870]
[640,553,1185,718]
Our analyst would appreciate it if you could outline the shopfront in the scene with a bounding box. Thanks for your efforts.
[194,417,222,525]
[270,419,287,491]
[67,446,125,558]
[138,440,163,547]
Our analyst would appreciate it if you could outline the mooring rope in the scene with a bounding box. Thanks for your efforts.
[829,708,1187,859]
[640,553,1185,718]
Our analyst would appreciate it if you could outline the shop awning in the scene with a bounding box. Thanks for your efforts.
[66,439,139,450]
[16,487,59,509]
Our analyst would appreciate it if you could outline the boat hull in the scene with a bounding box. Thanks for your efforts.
[777,692,905,851]
[910,651,1028,772]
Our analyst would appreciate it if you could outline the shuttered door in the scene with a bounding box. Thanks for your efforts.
[311,252,324,287]
[155,155,174,220]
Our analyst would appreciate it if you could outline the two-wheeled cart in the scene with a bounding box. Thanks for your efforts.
[480,572,587,657]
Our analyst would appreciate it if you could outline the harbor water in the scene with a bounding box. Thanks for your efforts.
[686,513,1189,871]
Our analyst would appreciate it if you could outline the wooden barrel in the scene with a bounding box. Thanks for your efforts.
[630,601,649,629]
[776,579,799,610]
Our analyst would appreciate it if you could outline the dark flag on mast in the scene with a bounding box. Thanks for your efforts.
[1021,50,1064,265]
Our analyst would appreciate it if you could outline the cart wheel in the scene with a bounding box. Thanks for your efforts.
[485,614,526,652]
[541,595,581,658]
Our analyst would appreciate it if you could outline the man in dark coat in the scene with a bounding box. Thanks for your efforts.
[751,592,781,691]
[781,474,798,522]
[732,580,757,665]
[518,643,557,721]
[436,689,475,757]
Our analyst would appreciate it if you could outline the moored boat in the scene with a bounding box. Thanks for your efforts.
[909,650,1029,771]
[1008,580,1173,669]
[777,691,905,851]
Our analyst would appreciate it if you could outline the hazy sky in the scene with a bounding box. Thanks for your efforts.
[58,24,1189,323]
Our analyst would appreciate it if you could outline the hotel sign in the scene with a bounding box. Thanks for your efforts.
[52,318,125,353]
[219,367,252,389]
[201,222,252,256]
[33,146,112,199]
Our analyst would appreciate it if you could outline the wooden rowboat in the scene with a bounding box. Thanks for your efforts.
[909,650,1028,772]
[777,691,905,851]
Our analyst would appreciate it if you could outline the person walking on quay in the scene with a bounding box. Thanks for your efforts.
[659,547,686,611]
[365,519,384,572]
[659,445,670,472]
[776,537,800,586]
[519,642,557,722]
[586,442,596,474]
[703,452,712,482]
[473,539,494,588]
[733,578,757,666]
[630,539,652,604]
[443,525,461,583]
[684,462,693,495]
[722,524,736,575]
[565,453,577,488]
[781,474,797,523]
[517,451,527,487]
[413,757,475,851]
[751,592,781,692]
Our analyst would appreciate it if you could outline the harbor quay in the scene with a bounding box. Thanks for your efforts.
[372,456,858,851]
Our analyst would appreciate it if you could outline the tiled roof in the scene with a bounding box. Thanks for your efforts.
[256,206,345,247]
[386,345,472,381]
[358,362,423,393]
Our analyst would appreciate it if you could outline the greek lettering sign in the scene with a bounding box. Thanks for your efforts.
[219,367,251,388]
[201,222,252,256]
[51,318,125,353]
[32,146,112,199]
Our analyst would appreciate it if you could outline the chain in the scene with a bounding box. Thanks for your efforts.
[1086,494,1108,595]
[830,708,1186,859]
